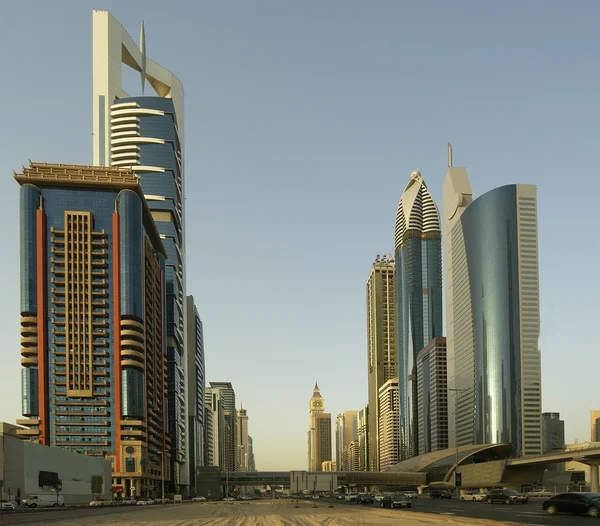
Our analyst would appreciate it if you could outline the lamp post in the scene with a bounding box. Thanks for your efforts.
[448,387,470,496]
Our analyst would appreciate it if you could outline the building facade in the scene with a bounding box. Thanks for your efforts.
[209,382,237,472]
[322,461,337,472]
[542,413,565,453]
[357,406,369,471]
[185,296,205,495]
[15,162,168,499]
[92,10,188,489]
[416,337,448,454]
[394,170,443,459]
[591,411,600,442]
[445,181,542,457]
[204,388,224,468]
[378,378,400,471]
[366,255,396,471]
[335,411,359,472]
[247,436,256,472]
[237,405,249,471]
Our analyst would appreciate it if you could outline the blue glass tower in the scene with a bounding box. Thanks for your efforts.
[394,171,443,459]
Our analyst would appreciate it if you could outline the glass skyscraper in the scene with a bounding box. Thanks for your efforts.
[394,170,443,460]
[15,162,168,499]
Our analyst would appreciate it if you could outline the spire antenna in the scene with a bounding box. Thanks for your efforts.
[448,142,453,168]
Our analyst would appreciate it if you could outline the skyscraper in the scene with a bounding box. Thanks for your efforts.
[209,382,237,471]
[15,162,168,499]
[542,413,565,453]
[416,337,448,453]
[394,170,443,459]
[335,411,359,471]
[308,383,332,471]
[443,150,542,456]
[591,411,600,442]
[186,296,205,495]
[237,404,249,471]
[247,436,256,471]
[366,255,396,471]
[204,388,224,468]
[378,378,400,471]
[92,10,188,489]
[357,406,369,471]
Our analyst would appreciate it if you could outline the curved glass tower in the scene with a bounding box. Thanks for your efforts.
[394,171,443,459]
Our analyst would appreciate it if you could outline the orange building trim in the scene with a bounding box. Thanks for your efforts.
[112,211,122,472]
[36,208,49,445]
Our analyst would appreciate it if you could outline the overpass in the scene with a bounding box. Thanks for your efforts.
[219,470,426,488]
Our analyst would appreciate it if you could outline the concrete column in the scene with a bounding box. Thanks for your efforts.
[591,464,599,493]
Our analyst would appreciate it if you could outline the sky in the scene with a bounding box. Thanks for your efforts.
[0,1,598,471]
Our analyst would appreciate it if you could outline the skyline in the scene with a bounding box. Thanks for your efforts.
[1,1,599,470]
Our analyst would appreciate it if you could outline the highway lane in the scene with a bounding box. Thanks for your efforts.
[328,496,594,525]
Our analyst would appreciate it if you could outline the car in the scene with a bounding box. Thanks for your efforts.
[224,497,235,501]
[121,498,137,505]
[404,491,419,499]
[0,501,14,511]
[192,496,206,502]
[381,494,411,509]
[374,494,385,502]
[429,490,452,499]
[136,500,149,506]
[358,493,374,505]
[460,491,487,502]
[486,489,528,504]
[345,494,358,503]
[542,492,600,518]
[90,499,114,507]
[22,495,65,508]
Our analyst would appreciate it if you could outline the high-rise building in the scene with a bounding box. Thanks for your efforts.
[204,388,224,468]
[237,404,249,471]
[591,411,600,442]
[308,383,332,471]
[443,149,542,456]
[542,413,565,453]
[346,441,360,472]
[247,436,256,471]
[15,162,168,499]
[366,255,396,471]
[186,296,205,495]
[378,378,400,471]
[335,411,359,471]
[357,406,369,471]
[209,382,237,471]
[92,10,188,489]
[417,338,448,453]
[322,461,337,471]
[394,170,443,459]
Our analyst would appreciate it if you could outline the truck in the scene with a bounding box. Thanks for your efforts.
[22,494,65,508]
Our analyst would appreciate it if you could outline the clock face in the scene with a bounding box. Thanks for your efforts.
[314,400,322,409]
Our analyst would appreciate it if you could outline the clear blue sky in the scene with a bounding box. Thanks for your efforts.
[0,1,598,470]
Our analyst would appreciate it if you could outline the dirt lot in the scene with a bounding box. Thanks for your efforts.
[36,499,524,525]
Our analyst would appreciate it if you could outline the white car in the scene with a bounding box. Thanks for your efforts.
[136,500,149,506]
[460,491,487,502]
[374,495,385,502]
[0,501,14,511]
[404,491,419,499]
[89,499,113,507]
[122,498,137,505]
[192,496,206,502]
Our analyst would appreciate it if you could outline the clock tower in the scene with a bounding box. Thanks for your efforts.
[309,382,324,414]
[308,382,332,471]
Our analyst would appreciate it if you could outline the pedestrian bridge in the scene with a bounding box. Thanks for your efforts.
[219,470,426,487]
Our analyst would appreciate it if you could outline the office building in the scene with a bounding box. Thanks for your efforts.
[443,148,542,456]
[209,382,237,471]
[346,441,360,472]
[204,388,224,468]
[92,10,188,489]
[542,413,565,453]
[357,406,369,471]
[308,383,332,471]
[237,404,249,471]
[15,162,168,498]
[394,170,443,459]
[247,436,256,472]
[378,378,400,471]
[186,296,205,495]
[416,338,448,453]
[322,461,337,472]
[591,411,600,442]
[366,255,396,471]
[335,411,359,472]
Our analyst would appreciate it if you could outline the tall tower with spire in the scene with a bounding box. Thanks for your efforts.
[308,383,332,471]
[237,403,249,471]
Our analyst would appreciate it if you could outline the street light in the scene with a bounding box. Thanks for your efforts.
[448,387,470,496]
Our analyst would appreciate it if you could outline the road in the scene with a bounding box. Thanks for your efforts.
[330,496,593,525]
[0,498,594,525]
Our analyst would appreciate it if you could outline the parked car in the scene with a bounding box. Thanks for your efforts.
[0,500,15,511]
[381,494,411,509]
[192,496,206,502]
[404,491,419,499]
[429,490,452,499]
[542,492,600,518]
[90,499,114,507]
[345,494,358,503]
[374,494,385,502]
[460,491,487,502]
[358,494,374,505]
[136,500,149,506]
[122,498,137,505]
[22,495,64,508]
[486,489,528,504]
